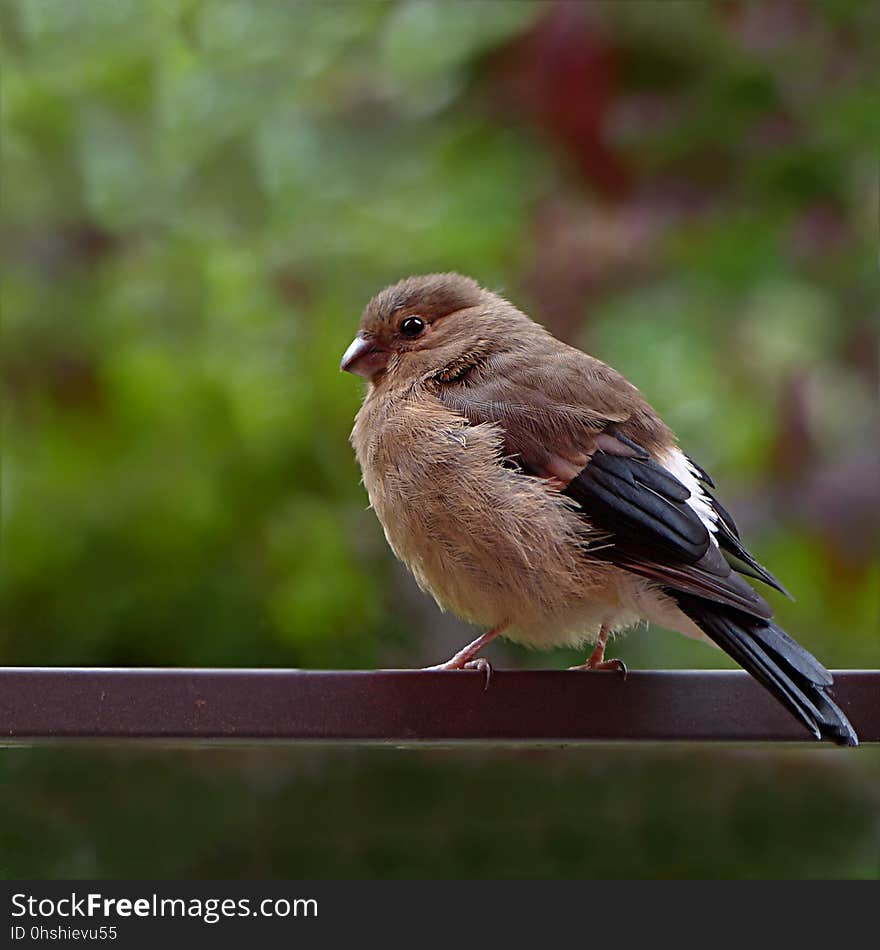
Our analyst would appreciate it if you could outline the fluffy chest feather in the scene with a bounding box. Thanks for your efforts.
[350,386,637,642]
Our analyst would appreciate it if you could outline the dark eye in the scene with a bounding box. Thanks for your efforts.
[400,316,426,338]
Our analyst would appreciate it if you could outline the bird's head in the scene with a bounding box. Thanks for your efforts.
[340,273,530,384]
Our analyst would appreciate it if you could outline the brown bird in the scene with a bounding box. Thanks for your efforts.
[341,273,858,746]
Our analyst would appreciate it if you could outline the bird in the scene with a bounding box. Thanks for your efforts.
[340,272,858,746]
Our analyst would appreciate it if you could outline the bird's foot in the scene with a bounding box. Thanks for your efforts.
[422,656,493,689]
[568,627,627,678]
[568,657,627,678]
[419,623,508,690]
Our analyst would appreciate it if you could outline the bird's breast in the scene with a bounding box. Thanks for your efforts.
[350,390,624,640]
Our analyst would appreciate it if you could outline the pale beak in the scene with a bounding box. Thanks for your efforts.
[340,333,388,378]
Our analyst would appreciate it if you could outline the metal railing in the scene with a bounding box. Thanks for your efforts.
[1,668,876,744]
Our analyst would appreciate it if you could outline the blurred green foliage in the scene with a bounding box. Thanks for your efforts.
[3,746,879,879]
[1,0,878,878]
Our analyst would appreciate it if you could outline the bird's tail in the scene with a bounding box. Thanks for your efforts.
[674,592,858,746]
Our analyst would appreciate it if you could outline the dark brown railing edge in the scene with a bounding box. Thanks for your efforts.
[0,668,876,744]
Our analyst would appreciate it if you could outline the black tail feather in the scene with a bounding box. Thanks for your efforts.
[674,593,858,746]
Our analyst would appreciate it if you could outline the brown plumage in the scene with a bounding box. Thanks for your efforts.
[341,273,858,746]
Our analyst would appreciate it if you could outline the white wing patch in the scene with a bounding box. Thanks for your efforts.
[658,447,719,542]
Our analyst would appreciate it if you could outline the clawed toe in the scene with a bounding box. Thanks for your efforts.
[422,656,493,689]
[419,623,507,686]
[569,625,626,677]
[463,657,492,689]
[568,658,628,679]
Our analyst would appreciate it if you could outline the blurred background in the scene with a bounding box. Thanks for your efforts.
[1,0,878,878]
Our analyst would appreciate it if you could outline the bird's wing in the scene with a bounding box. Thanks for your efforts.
[560,443,773,618]
[431,340,779,619]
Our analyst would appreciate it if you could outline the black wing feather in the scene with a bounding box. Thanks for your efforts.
[562,448,772,618]
[565,451,708,561]
[708,492,794,598]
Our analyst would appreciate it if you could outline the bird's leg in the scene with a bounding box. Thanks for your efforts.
[422,622,509,688]
[569,624,627,676]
